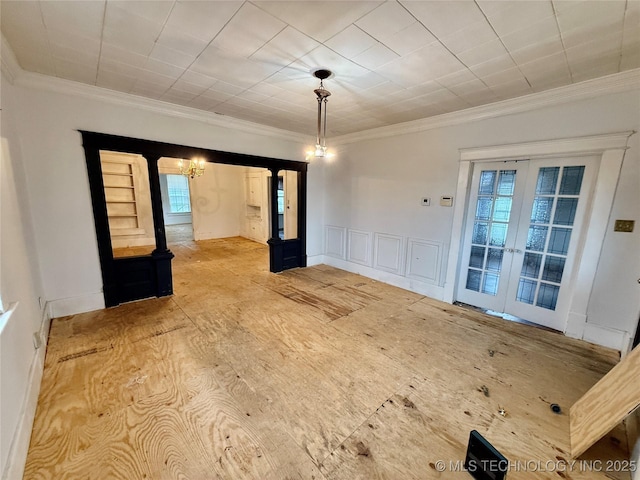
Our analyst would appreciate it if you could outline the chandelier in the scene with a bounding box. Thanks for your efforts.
[178,158,205,179]
[308,68,333,159]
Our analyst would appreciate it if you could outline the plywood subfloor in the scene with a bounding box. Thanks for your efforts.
[25,237,630,479]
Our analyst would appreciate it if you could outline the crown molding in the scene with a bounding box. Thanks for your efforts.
[333,68,640,146]
[1,33,310,144]
[14,71,311,143]
[1,34,22,84]
[459,131,636,162]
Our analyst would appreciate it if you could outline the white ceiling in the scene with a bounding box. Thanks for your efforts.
[2,1,639,136]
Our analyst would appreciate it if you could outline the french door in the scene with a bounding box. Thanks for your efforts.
[457,158,596,331]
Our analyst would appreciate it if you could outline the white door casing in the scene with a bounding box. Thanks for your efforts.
[445,132,634,339]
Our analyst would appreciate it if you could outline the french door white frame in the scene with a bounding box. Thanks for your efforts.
[444,132,634,340]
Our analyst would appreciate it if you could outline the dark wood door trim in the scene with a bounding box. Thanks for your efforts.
[80,131,309,307]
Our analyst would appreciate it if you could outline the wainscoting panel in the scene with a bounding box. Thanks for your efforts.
[347,229,372,266]
[373,233,405,275]
[406,238,442,285]
[325,226,346,259]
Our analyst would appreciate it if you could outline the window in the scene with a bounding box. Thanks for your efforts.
[166,175,191,213]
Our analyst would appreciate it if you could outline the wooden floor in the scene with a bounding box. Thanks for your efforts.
[25,237,631,479]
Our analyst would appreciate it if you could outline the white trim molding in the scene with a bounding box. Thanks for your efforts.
[1,37,311,146]
[325,225,347,260]
[447,131,636,349]
[459,131,634,162]
[0,34,21,85]
[334,69,640,145]
[347,229,372,267]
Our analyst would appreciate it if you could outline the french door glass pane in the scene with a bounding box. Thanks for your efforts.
[466,169,516,297]
[535,167,559,194]
[559,166,585,195]
[516,165,585,311]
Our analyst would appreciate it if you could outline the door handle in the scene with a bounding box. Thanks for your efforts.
[505,248,523,254]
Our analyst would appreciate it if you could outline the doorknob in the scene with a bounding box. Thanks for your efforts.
[514,249,523,254]
[505,248,514,253]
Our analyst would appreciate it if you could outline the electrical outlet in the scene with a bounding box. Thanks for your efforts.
[614,220,634,233]
[421,197,431,206]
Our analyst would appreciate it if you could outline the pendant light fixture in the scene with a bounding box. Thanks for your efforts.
[308,68,333,160]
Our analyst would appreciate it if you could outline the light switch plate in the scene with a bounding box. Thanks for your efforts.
[440,196,453,207]
[614,220,634,233]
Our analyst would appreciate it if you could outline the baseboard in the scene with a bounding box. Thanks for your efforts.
[306,254,325,267]
[582,322,628,351]
[48,292,105,318]
[322,256,446,301]
[2,305,50,480]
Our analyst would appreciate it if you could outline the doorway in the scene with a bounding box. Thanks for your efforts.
[158,158,194,244]
[81,131,308,307]
[456,157,596,331]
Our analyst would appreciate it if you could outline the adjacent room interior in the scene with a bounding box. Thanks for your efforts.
[1,1,639,479]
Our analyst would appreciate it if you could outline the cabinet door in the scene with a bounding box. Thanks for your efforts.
[247,175,262,206]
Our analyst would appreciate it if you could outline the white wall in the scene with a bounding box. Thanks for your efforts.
[191,163,243,241]
[8,83,314,317]
[325,89,640,350]
[0,75,48,479]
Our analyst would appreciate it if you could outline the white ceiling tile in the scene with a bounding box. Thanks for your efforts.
[353,42,399,70]
[103,3,163,56]
[565,31,624,65]
[435,69,478,89]
[179,70,219,90]
[489,77,533,100]
[621,51,640,70]
[446,78,489,97]
[556,0,626,32]
[457,88,500,107]
[130,80,168,98]
[529,75,572,92]
[112,0,174,25]
[163,1,241,43]
[155,28,209,57]
[456,38,509,67]
[571,59,620,82]
[187,96,223,111]
[161,89,198,104]
[171,79,209,96]
[380,21,437,56]
[325,25,377,59]
[500,16,561,53]
[481,0,555,37]
[96,70,137,92]
[52,44,99,69]
[149,43,196,69]
[192,46,281,87]
[209,80,246,96]
[355,1,415,40]
[199,88,234,103]
[250,26,320,66]
[211,2,286,57]
[468,54,517,78]
[254,1,381,43]
[440,21,499,55]
[98,58,146,78]
[509,36,565,65]
[401,0,487,38]
[292,45,371,83]
[54,58,98,84]
[40,0,105,39]
[47,27,101,55]
[480,67,527,88]
[246,82,286,97]
[143,57,183,79]
[100,43,148,69]
[519,52,570,79]
[134,71,176,89]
